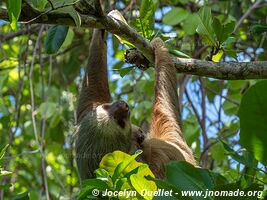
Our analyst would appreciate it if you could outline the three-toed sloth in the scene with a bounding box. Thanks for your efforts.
[74,29,196,180]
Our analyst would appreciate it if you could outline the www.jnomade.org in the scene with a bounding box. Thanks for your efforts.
[90,189,263,199]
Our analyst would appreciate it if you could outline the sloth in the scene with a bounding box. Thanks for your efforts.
[74,29,196,180]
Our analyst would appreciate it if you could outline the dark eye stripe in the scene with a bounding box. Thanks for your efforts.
[116,119,125,129]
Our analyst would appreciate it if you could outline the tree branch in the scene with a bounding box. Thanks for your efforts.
[1,5,267,80]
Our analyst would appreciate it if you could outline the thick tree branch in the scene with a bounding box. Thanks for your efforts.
[174,58,267,80]
[1,5,267,80]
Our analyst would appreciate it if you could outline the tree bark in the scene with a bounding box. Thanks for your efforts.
[1,4,267,80]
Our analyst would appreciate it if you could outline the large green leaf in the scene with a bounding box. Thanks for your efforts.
[100,150,142,178]
[183,13,199,35]
[7,0,22,30]
[212,17,223,44]
[238,81,267,165]
[111,150,142,182]
[196,6,216,46]
[78,179,109,200]
[163,7,189,26]
[130,173,156,200]
[165,161,213,200]
[45,25,69,54]
[130,0,155,39]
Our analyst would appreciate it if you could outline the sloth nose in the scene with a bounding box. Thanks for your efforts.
[118,101,129,112]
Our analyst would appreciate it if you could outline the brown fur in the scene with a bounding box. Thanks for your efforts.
[139,38,197,178]
[74,30,196,180]
[75,29,132,180]
[76,29,111,123]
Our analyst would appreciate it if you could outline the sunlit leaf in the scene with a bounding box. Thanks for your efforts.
[130,173,157,200]
[130,0,155,39]
[0,144,9,160]
[212,50,223,62]
[7,0,22,31]
[196,6,216,46]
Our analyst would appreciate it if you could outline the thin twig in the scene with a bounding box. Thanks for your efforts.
[184,88,202,130]
[205,86,240,106]
[199,78,209,168]
[39,28,50,200]
[29,25,50,200]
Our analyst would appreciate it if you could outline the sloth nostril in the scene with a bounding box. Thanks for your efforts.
[118,101,129,111]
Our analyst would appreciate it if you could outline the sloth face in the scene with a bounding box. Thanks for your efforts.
[75,101,133,179]
[95,100,131,133]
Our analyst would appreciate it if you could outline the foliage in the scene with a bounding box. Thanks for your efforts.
[81,150,264,200]
[78,150,156,200]
[0,0,267,199]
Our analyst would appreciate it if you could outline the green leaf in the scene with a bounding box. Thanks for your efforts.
[238,81,267,165]
[130,0,155,39]
[150,178,181,200]
[0,170,12,177]
[49,113,61,128]
[112,150,142,182]
[7,0,22,31]
[108,10,135,46]
[119,66,134,77]
[0,144,9,160]
[224,50,237,60]
[163,7,189,26]
[78,179,109,200]
[95,168,113,187]
[54,6,81,27]
[183,13,199,35]
[100,151,142,178]
[221,21,235,42]
[11,191,29,200]
[0,104,9,116]
[168,49,190,58]
[39,102,57,119]
[165,161,213,200]
[211,141,227,161]
[130,174,157,200]
[0,183,12,190]
[45,25,69,54]
[222,37,236,49]
[196,6,216,46]
[212,17,223,43]
[183,113,200,146]
[82,178,109,189]
[31,0,48,10]
[61,28,74,49]
[250,24,267,35]
[222,100,238,116]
